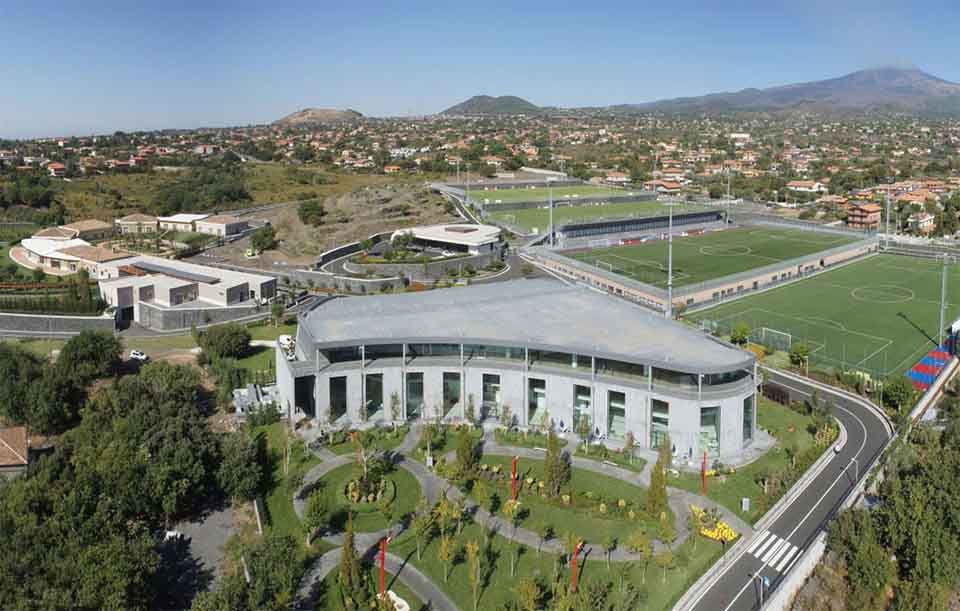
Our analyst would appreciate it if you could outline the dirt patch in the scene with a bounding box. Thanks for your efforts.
[205,183,459,270]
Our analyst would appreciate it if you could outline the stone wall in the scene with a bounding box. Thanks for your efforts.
[0,312,115,336]
[137,302,266,332]
[289,269,405,294]
[341,252,497,281]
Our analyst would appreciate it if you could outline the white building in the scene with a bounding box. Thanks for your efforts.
[390,224,503,256]
[158,213,210,233]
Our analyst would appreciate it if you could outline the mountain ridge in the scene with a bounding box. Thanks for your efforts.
[273,108,363,126]
[440,95,541,115]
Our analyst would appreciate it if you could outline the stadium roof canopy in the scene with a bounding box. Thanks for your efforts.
[300,279,753,374]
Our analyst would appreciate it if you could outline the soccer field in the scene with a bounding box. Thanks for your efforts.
[487,200,709,233]
[470,185,629,204]
[688,254,960,377]
[568,227,859,287]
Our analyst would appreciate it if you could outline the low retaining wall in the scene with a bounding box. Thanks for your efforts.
[316,231,393,268]
[0,311,114,336]
[290,269,405,294]
[137,302,265,331]
[342,252,496,281]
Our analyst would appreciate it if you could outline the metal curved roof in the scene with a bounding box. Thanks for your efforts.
[299,279,753,375]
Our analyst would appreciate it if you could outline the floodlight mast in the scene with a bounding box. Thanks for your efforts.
[548,178,554,247]
[667,201,674,319]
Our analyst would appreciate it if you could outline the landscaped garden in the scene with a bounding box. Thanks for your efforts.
[314,462,421,533]
[670,395,838,523]
[322,425,411,455]
[412,422,482,464]
[494,427,568,449]
[255,421,322,540]
[468,454,666,542]
[317,565,426,611]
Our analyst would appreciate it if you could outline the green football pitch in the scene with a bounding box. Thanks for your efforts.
[688,254,960,377]
[470,185,628,204]
[487,200,709,233]
[568,227,859,287]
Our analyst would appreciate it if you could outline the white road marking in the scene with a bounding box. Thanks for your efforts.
[761,538,786,564]
[768,541,792,568]
[754,534,777,558]
[775,545,800,572]
[747,531,770,554]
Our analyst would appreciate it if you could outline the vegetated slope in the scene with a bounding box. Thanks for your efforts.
[441,95,541,115]
[273,108,363,126]
[631,67,960,113]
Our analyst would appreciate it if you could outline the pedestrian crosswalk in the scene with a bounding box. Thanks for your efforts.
[746,530,801,573]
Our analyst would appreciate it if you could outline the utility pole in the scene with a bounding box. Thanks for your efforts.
[667,201,674,319]
[885,192,891,245]
[548,178,554,247]
[940,254,950,346]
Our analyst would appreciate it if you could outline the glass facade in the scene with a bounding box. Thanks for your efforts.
[700,406,720,458]
[465,344,523,362]
[408,344,461,358]
[573,385,591,432]
[704,369,750,386]
[365,374,383,418]
[653,368,698,389]
[406,372,424,419]
[324,346,362,364]
[364,344,403,361]
[482,374,501,419]
[607,390,626,439]
[596,358,646,380]
[329,376,347,422]
[442,372,461,417]
[528,378,547,426]
[743,395,754,444]
[651,399,669,448]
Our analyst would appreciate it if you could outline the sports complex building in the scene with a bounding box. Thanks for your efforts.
[277,279,760,461]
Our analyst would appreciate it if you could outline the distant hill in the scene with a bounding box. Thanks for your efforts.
[441,95,541,115]
[273,108,363,126]
[630,67,960,113]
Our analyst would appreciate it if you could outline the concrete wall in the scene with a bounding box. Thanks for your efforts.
[137,301,264,331]
[341,252,497,281]
[0,312,114,335]
[290,269,405,294]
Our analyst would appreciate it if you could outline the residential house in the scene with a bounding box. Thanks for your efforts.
[787,180,827,194]
[908,212,936,235]
[47,162,66,178]
[604,171,630,186]
[158,213,209,233]
[115,213,159,234]
[61,219,113,241]
[0,426,29,477]
[847,203,882,231]
[195,215,247,238]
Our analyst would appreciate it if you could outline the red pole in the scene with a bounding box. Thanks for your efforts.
[379,536,391,596]
[511,455,519,501]
[571,541,584,592]
[702,450,707,495]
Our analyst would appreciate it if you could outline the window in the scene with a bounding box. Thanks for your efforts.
[329,376,347,422]
[408,344,460,358]
[527,378,546,426]
[482,374,501,419]
[365,374,383,418]
[596,358,645,379]
[651,399,669,448]
[442,372,461,417]
[573,385,591,432]
[465,344,521,361]
[324,346,361,364]
[700,406,720,458]
[607,390,626,439]
[365,344,403,361]
[406,373,423,419]
[743,395,754,444]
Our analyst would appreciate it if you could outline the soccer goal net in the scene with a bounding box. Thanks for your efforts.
[589,238,612,249]
[759,327,792,352]
[596,260,615,274]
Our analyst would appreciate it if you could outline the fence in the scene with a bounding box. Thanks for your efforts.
[697,314,893,380]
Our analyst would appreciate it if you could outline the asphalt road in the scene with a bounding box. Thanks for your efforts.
[687,368,891,611]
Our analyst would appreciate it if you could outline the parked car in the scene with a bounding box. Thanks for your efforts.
[129,350,149,362]
[278,335,294,350]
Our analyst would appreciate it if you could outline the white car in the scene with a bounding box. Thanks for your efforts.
[129,350,149,362]
[278,335,294,350]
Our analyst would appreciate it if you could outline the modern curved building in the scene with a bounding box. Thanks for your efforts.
[277,279,758,460]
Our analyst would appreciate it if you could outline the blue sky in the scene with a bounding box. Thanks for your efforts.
[2,0,959,138]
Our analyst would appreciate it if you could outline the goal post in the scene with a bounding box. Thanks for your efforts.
[589,238,611,249]
[759,327,792,352]
[597,260,615,274]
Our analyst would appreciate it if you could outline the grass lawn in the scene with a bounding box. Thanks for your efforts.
[319,463,421,533]
[318,566,426,611]
[574,443,647,474]
[471,185,629,204]
[472,455,664,542]
[2,338,66,357]
[568,226,860,288]
[488,200,709,233]
[669,397,824,523]
[236,345,275,378]
[127,334,199,352]
[247,321,297,341]
[389,518,724,611]
[494,428,568,449]
[687,253,960,377]
[255,422,322,540]
[412,424,483,464]
[324,425,411,456]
